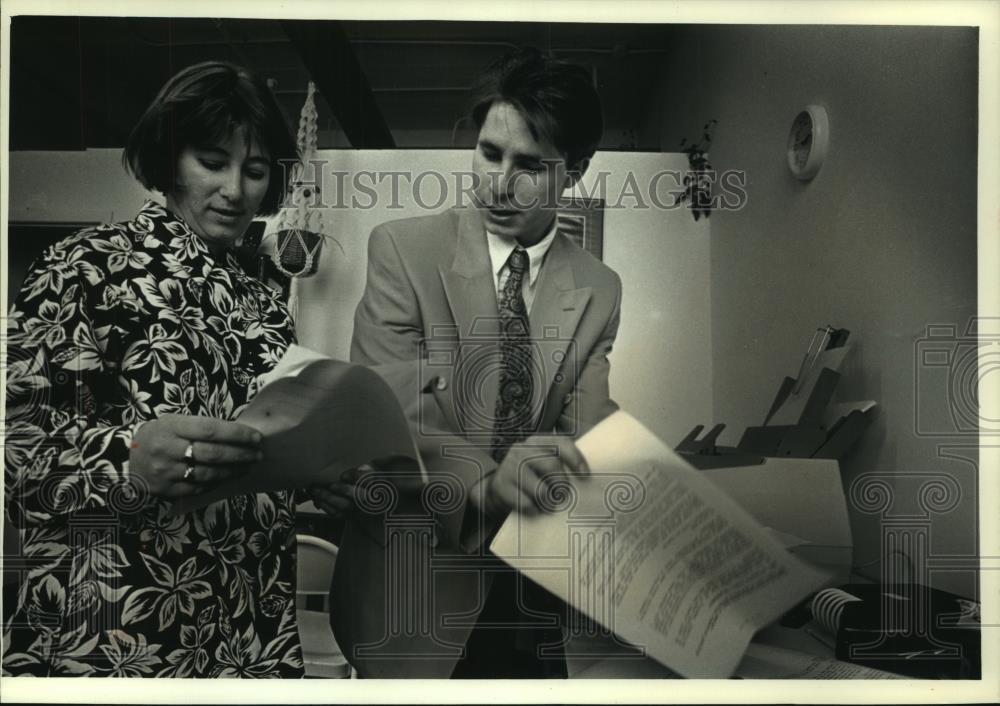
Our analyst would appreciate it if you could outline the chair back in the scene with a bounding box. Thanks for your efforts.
[295,534,351,677]
[296,534,338,611]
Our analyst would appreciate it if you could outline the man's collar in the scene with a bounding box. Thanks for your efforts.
[485,220,559,286]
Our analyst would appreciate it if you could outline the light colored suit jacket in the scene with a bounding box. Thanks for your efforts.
[330,206,622,677]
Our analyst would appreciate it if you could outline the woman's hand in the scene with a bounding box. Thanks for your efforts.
[128,414,263,498]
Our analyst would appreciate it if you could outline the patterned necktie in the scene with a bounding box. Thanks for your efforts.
[491,248,535,461]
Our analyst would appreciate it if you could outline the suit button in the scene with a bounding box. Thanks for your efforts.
[436,376,448,391]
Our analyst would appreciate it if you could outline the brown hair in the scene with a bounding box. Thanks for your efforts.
[124,61,298,216]
[469,47,603,173]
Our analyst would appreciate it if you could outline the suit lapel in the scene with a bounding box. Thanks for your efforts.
[530,233,592,427]
[438,210,592,437]
[439,207,498,333]
[439,208,500,436]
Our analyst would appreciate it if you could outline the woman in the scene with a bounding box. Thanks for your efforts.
[3,62,304,677]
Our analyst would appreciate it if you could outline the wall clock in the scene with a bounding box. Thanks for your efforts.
[787,104,830,181]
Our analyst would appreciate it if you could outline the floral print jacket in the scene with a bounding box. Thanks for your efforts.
[2,201,303,677]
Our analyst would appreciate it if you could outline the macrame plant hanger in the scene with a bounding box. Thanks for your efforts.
[273,80,324,321]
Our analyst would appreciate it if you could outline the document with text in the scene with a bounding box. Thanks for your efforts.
[490,411,832,678]
[703,458,853,582]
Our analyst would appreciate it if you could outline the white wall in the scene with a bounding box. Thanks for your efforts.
[572,152,712,445]
[655,25,979,598]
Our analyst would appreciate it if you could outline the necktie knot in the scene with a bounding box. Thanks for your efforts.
[508,248,528,276]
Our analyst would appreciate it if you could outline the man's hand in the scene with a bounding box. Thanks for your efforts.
[309,468,365,520]
[484,435,590,517]
[309,458,424,519]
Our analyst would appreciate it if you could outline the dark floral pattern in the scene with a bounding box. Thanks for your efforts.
[3,202,303,677]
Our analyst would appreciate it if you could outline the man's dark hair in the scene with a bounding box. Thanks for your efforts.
[124,61,298,216]
[469,47,603,172]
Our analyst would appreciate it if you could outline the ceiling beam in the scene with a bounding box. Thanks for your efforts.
[280,19,395,148]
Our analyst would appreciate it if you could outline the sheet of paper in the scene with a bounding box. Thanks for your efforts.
[172,347,422,514]
[703,458,853,582]
[489,411,831,678]
[735,643,904,679]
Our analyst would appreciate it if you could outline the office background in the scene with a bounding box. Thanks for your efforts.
[4,19,981,600]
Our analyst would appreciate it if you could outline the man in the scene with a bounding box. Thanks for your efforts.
[327,47,622,678]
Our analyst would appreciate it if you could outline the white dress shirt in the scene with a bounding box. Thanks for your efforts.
[485,220,558,315]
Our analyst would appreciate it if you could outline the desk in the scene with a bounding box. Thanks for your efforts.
[564,620,906,679]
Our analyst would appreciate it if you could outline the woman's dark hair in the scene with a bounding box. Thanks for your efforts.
[469,47,603,173]
[124,61,298,216]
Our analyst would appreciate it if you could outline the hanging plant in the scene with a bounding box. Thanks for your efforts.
[678,119,717,221]
[271,81,343,316]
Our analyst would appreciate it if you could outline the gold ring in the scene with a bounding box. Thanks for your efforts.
[184,442,195,463]
[183,465,195,481]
